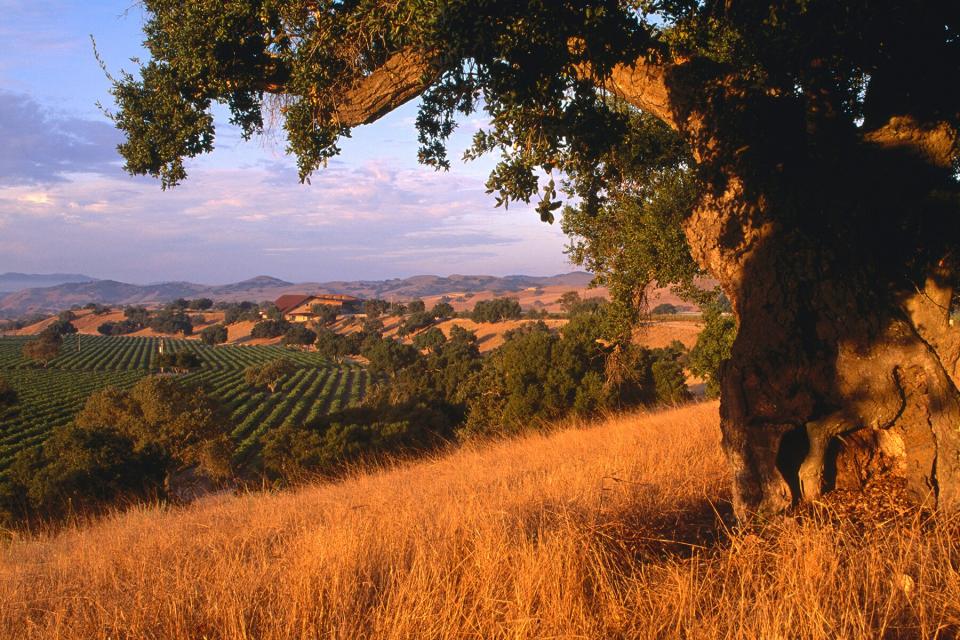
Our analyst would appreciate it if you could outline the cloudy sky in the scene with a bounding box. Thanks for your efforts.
[0,1,572,284]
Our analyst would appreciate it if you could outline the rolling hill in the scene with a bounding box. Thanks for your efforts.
[0,401,951,639]
[0,272,600,317]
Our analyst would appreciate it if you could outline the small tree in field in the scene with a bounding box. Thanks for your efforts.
[397,311,433,337]
[282,324,317,346]
[149,310,193,335]
[558,291,581,314]
[413,326,447,353]
[430,301,455,320]
[250,318,290,339]
[200,324,228,345]
[22,333,62,367]
[244,359,295,393]
[314,328,348,362]
[157,351,202,373]
[407,299,426,314]
[44,319,77,336]
[189,298,213,310]
[361,317,384,337]
[363,299,390,318]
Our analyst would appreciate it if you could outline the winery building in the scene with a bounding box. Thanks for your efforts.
[274,294,361,322]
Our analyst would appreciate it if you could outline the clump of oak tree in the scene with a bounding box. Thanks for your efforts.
[470,298,522,323]
[0,377,232,527]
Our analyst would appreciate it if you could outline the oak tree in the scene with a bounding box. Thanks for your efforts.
[110,1,960,518]
[244,358,295,393]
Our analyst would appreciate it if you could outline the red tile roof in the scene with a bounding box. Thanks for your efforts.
[274,294,314,314]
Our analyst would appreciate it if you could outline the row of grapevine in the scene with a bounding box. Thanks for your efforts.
[0,336,372,471]
[0,369,144,468]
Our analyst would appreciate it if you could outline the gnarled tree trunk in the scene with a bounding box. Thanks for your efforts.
[682,102,960,518]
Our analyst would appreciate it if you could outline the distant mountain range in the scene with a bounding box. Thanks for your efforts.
[0,272,97,294]
[0,272,595,317]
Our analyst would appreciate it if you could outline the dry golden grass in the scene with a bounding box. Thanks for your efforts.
[634,319,704,349]
[15,310,227,340]
[2,402,959,639]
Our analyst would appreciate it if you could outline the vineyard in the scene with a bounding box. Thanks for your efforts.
[0,335,370,469]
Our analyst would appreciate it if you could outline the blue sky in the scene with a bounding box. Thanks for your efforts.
[0,1,572,284]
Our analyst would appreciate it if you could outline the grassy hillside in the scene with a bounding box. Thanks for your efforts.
[1,402,957,639]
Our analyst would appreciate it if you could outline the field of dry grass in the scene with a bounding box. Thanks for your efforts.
[2,402,958,639]
[12,309,226,340]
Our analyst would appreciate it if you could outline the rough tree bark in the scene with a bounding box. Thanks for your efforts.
[679,99,960,518]
[325,48,960,519]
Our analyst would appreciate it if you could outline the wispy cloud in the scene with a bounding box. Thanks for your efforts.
[0,148,570,282]
[0,91,123,185]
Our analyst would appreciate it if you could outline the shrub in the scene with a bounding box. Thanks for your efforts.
[471,297,522,323]
[157,351,202,372]
[124,305,150,325]
[651,358,690,405]
[43,319,77,336]
[22,332,62,366]
[244,359,295,392]
[75,377,233,480]
[149,310,193,335]
[460,316,669,438]
[310,304,339,326]
[407,299,426,314]
[189,298,213,310]
[397,311,433,336]
[260,403,456,482]
[412,327,447,352]
[259,303,282,320]
[0,377,232,527]
[375,326,482,422]
[97,319,142,336]
[315,328,349,361]
[362,299,390,318]
[282,324,317,346]
[0,424,164,527]
[688,304,737,398]
[222,302,260,324]
[430,301,455,319]
[361,338,419,378]
[0,376,17,407]
[557,292,607,317]
[84,303,111,314]
[652,303,679,314]
[361,317,384,336]
[460,321,621,437]
[250,319,291,338]
[200,324,228,345]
